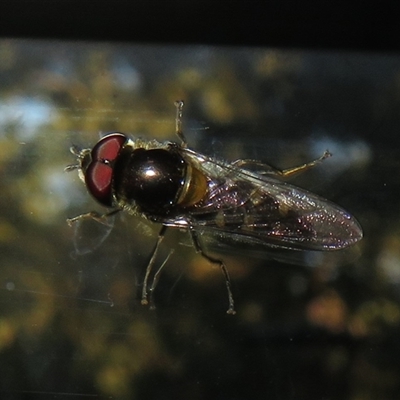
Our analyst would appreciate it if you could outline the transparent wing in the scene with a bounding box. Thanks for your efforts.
[167,148,363,251]
[196,226,362,267]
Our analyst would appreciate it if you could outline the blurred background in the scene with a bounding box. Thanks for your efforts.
[0,39,399,399]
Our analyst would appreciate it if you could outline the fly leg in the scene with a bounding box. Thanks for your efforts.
[174,100,187,147]
[67,209,121,226]
[233,150,332,178]
[278,150,332,178]
[141,225,168,306]
[190,228,236,315]
[148,249,175,310]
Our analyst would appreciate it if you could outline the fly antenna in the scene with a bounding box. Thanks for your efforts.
[64,164,80,172]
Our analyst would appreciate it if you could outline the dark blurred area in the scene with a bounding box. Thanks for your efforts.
[0,39,399,400]
[0,1,399,51]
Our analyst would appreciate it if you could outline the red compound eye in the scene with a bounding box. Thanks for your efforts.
[85,133,127,207]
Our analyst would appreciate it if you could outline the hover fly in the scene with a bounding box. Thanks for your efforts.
[66,101,363,314]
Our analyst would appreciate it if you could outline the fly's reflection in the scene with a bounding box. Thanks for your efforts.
[66,101,363,314]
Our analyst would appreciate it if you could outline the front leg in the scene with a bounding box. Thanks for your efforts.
[67,209,121,227]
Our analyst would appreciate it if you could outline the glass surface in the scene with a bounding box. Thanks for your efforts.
[0,39,397,399]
